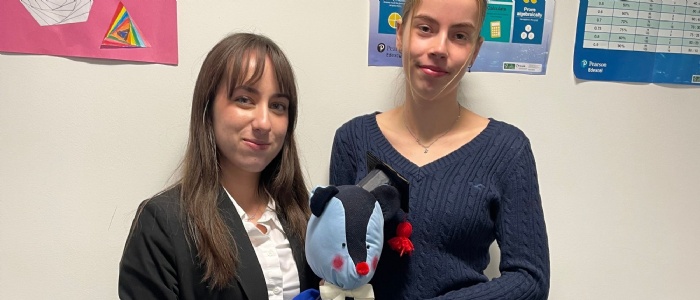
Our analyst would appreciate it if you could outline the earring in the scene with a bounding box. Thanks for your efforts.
[468,66,472,73]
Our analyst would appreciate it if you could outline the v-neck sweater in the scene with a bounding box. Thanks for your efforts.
[329,113,550,300]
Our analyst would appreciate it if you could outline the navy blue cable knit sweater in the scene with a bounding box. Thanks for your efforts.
[329,113,549,300]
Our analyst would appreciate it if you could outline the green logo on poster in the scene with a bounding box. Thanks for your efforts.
[503,63,516,70]
[692,75,700,83]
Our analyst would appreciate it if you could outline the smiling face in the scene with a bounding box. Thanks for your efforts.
[396,0,484,101]
[212,54,289,176]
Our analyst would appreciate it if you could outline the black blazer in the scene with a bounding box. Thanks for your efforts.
[118,186,317,300]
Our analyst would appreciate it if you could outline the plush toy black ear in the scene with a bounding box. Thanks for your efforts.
[370,185,402,223]
[310,186,339,217]
[372,184,414,257]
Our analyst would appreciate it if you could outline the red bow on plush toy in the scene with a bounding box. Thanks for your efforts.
[389,221,414,256]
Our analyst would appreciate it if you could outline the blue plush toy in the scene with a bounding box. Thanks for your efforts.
[295,155,412,300]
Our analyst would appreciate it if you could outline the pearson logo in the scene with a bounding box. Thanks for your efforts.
[582,59,606,73]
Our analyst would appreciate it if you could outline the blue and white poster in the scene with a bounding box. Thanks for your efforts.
[574,0,700,85]
[368,0,556,75]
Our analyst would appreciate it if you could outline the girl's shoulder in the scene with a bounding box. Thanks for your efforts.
[485,118,531,145]
[337,112,380,131]
[135,185,183,226]
[333,112,382,143]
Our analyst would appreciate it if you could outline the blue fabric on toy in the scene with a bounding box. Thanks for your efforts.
[297,153,411,299]
[306,185,397,290]
[292,288,320,300]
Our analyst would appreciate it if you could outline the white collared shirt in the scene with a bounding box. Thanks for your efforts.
[224,189,300,300]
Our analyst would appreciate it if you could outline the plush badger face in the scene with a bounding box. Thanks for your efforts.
[306,185,385,290]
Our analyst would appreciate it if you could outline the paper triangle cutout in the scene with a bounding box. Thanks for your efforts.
[101,2,148,48]
[108,18,131,41]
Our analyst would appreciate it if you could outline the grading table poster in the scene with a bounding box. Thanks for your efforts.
[574,0,700,85]
[368,0,556,75]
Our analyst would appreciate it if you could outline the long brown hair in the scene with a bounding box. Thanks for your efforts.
[181,32,309,289]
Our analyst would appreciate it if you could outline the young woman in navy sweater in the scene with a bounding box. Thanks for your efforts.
[330,0,550,299]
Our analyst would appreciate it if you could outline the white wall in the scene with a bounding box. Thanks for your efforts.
[1,1,699,299]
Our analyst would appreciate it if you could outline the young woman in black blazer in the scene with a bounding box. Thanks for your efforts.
[119,33,316,300]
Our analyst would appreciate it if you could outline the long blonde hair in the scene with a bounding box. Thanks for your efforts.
[400,0,488,32]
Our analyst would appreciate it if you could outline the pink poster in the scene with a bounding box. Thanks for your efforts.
[0,0,178,65]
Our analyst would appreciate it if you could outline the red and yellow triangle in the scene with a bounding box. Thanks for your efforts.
[101,2,148,48]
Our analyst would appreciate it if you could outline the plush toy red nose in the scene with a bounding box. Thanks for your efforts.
[356,262,370,276]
